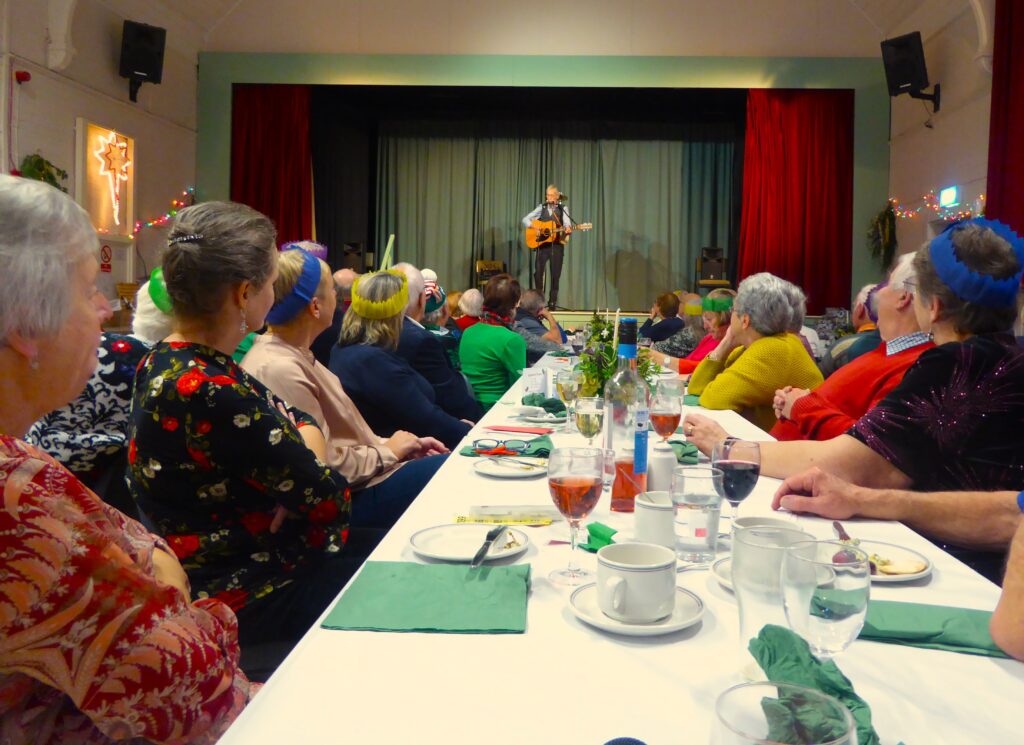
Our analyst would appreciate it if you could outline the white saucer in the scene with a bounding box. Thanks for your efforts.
[856,540,933,583]
[712,557,734,591]
[473,458,547,479]
[409,523,530,563]
[521,414,566,424]
[569,584,705,637]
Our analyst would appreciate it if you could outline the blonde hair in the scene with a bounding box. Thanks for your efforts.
[339,271,405,350]
[704,288,737,330]
[447,290,463,318]
[269,250,332,328]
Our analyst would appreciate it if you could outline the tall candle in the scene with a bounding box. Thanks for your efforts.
[612,308,620,350]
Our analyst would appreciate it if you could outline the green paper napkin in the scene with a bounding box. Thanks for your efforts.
[859,599,1009,658]
[521,393,567,415]
[749,625,882,745]
[683,393,701,406]
[578,522,617,553]
[668,439,699,464]
[459,435,554,458]
[321,561,531,634]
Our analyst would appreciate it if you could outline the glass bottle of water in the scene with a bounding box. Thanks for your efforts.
[604,318,650,512]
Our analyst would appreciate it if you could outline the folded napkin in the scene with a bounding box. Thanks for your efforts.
[578,522,617,553]
[321,561,531,634]
[667,439,699,464]
[459,435,553,458]
[521,393,567,415]
[859,600,1009,658]
[749,624,882,745]
[683,393,701,406]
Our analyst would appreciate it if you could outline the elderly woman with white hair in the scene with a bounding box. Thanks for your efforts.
[0,175,254,743]
[455,287,483,331]
[686,272,823,431]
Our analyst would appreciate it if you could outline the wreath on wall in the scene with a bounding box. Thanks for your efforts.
[15,153,68,193]
[867,201,898,271]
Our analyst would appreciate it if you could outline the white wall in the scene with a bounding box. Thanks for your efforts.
[1,0,203,284]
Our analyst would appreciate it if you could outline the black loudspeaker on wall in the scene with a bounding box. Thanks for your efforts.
[119,20,166,103]
[880,31,940,113]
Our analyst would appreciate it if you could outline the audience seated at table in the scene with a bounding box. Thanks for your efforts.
[310,265,357,367]
[770,253,933,441]
[0,175,256,743]
[242,248,447,535]
[514,289,565,364]
[459,273,528,412]
[127,201,372,677]
[419,268,461,368]
[652,291,704,359]
[394,263,481,422]
[686,218,1024,581]
[454,287,483,331]
[639,291,683,342]
[819,282,883,377]
[686,273,823,431]
[330,270,473,449]
[650,288,735,375]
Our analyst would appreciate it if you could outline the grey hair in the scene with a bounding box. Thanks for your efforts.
[519,289,546,314]
[853,283,875,308]
[393,262,425,315]
[132,280,174,344]
[0,175,98,342]
[779,279,807,332]
[162,201,277,318]
[340,271,406,350]
[422,305,447,326]
[887,252,917,291]
[734,273,794,336]
[459,288,483,318]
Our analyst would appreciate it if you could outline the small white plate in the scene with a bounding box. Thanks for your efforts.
[409,523,530,563]
[521,413,566,424]
[569,584,705,637]
[473,458,547,479]
[712,557,734,591]
[856,540,933,583]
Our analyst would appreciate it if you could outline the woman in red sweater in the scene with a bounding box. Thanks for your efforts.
[650,288,735,374]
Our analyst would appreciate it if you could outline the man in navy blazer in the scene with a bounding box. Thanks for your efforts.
[394,263,482,423]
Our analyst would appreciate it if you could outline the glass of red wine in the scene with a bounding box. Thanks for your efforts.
[650,379,683,443]
[711,438,761,529]
[547,447,604,586]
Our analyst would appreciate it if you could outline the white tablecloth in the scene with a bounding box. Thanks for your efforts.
[219,366,1021,745]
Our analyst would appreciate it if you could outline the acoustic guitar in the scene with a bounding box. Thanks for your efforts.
[525,219,593,250]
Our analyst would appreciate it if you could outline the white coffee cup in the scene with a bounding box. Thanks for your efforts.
[596,542,677,623]
[634,491,676,549]
[733,516,796,531]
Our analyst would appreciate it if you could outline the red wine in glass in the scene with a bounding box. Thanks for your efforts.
[716,460,760,503]
[650,411,681,441]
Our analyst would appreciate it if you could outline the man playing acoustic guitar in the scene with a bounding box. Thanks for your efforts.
[522,184,572,308]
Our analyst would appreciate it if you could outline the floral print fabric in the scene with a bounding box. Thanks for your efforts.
[127,342,351,612]
[0,436,253,744]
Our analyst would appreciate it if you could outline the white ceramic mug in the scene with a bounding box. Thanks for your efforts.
[596,542,677,623]
[634,491,676,549]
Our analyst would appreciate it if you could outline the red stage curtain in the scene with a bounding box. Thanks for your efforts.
[736,89,854,314]
[986,0,1024,234]
[230,84,313,244]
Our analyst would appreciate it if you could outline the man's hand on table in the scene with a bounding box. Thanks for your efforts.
[771,467,864,519]
[681,413,729,455]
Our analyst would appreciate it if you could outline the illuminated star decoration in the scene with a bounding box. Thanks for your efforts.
[93,131,131,226]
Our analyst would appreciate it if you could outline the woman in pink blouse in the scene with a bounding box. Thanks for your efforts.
[0,175,254,744]
[650,288,736,375]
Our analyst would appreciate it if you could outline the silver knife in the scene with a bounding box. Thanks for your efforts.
[470,525,508,568]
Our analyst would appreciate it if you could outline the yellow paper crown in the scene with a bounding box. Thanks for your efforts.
[350,270,409,320]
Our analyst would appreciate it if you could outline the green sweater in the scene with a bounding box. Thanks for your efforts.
[458,323,527,411]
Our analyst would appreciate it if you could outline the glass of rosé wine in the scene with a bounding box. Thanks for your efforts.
[650,379,683,443]
[547,447,605,586]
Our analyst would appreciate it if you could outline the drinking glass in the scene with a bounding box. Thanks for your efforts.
[782,540,871,661]
[732,526,816,680]
[547,447,604,586]
[574,397,604,446]
[650,379,683,442]
[670,465,723,563]
[712,438,762,528]
[712,681,856,745]
[555,370,582,433]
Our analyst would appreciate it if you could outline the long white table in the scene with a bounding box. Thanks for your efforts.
[219,365,1023,744]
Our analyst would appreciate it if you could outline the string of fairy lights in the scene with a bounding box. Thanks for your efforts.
[889,190,985,222]
[130,186,195,238]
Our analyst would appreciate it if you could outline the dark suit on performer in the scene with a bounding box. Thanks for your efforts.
[522,198,572,307]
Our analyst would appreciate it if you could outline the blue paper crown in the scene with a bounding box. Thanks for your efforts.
[929,217,1024,309]
[265,249,323,325]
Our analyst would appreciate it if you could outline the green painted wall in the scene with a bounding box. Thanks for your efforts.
[197,53,890,295]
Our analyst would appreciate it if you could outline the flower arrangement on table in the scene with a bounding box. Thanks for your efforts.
[576,311,659,396]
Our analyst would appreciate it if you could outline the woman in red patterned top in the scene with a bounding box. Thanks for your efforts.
[0,175,255,743]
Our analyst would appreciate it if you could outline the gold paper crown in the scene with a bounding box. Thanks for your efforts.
[350,270,409,320]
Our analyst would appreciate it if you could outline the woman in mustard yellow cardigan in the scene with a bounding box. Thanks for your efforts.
[687,273,822,431]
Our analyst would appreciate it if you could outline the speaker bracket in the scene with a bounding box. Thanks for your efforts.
[908,83,941,114]
[128,77,144,103]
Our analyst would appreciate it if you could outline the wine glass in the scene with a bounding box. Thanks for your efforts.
[711,438,761,528]
[650,379,683,443]
[547,447,604,586]
[782,540,871,661]
[573,397,604,446]
[712,681,856,745]
[555,369,582,433]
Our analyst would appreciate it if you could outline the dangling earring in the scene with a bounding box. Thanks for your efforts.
[239,307,248,334]
[28,356,39,370]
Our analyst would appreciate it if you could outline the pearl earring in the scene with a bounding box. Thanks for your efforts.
[240,308,248,334]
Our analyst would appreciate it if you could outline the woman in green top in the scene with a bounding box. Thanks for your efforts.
[459,273,527,411]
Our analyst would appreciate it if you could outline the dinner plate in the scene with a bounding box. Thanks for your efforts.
[521,414,566,424]
[854,540,933,583]
[473,458,547,479]
[409,523,530,563]
[569,584,705,637]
